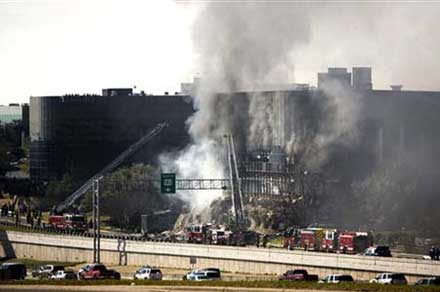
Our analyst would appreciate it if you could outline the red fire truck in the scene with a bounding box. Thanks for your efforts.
[300,228,322,250]
[299,228,338,251]
[338,231,370,254]
[285,227,371,253]
[320,229,338,251]
[184,224,207,243]
[48,214,87,231]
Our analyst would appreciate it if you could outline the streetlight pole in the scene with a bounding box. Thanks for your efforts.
[92,177,102,263]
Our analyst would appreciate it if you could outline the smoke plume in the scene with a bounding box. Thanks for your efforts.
[161,2,313,210]
[168,1,440,217]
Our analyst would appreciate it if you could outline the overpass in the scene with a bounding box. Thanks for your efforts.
[1,230,439,283]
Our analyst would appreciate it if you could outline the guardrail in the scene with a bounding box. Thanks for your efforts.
[0,219,174,243]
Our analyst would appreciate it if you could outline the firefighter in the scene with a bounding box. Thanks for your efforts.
[15,210,19,226]
[36,214,42,228]
[429,246,435,260]
[1,204,7,216]
[262,234,268,248]
[26,211,31,225]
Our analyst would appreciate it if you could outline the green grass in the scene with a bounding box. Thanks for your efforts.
[0,258,84,270]
[0,280,439,291]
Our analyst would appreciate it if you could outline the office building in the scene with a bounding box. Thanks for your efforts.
[29,89,194,181]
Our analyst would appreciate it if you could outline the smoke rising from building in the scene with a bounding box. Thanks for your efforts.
[164,1,440,233]
[160,2,313,210]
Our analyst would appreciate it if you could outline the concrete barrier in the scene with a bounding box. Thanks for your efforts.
[2,230,440,283]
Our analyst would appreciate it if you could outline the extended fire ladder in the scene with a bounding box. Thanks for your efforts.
[225,134,245,226]
[55,123,168,213]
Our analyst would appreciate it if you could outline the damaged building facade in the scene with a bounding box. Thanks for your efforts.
[209,67,440,227]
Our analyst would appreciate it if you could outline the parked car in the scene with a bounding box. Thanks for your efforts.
[50,270,78,280]
[32,265,64,279]
[133,267,162,280]
[415,277,440,286]
[78,264,92,275]
[184,268,221,281]
[279,269,319,281]
[370,273,407,285]
[79,263,120,280]
[319,274,354,283]
[363,246,392,257]
[0,263,26,280]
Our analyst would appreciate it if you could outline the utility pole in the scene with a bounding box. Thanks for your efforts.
[92,176,102,263]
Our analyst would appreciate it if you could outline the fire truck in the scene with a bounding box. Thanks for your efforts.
[48,214,87,231]
[298,228,337,251]
[210,228,232,245]
[337,231,370,254]
[320,229,338,251]
[284,227,372,253]
[284,228,300,250]
[300,228,322,250]
[184,224,208,243]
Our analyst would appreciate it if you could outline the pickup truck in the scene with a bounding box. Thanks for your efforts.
[32,265,64,279]
[79,263,121,280]
[279,269,319,281]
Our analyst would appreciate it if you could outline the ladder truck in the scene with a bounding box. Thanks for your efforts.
[48,123,168,230]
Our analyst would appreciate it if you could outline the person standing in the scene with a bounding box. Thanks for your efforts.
[429,246,435,260]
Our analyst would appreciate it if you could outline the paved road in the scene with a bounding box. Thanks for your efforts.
[0,285,345,292]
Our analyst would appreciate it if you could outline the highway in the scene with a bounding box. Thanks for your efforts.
[0,217,428,261]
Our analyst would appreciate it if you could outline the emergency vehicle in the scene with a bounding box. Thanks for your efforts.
[185,224,207,243]
[338,231,370,254]
[48,214,87,231]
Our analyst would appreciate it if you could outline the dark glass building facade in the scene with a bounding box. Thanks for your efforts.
[30,89,194,181]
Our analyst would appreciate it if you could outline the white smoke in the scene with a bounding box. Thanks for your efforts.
[160,2,313,210]
[247,93,278,150]
[159,138,224,211]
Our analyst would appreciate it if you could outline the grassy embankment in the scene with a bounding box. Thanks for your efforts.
[0,279,439,292]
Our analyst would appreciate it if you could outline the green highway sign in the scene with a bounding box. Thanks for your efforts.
[161,173,176,194]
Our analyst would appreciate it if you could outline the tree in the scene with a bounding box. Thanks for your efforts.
[85,164,176,231]
[44,174,77,209]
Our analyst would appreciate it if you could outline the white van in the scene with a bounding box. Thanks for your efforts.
[320,274,354,283]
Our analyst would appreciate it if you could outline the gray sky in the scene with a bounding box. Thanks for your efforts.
[0,0,196,104]
[1,0,440,105]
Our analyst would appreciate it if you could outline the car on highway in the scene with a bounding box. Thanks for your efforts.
[415,277,440,286]
[319,274,354,283]
[133,267,162,280]
[0,263,27,280]
[370,273,407,285]
[78,264,92,275]
[363,246,392,257]
[50,270,78,280]
[78,263,120,280]
[279,269,319,281]
[32,265,64,279]
[183,268,221,281]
